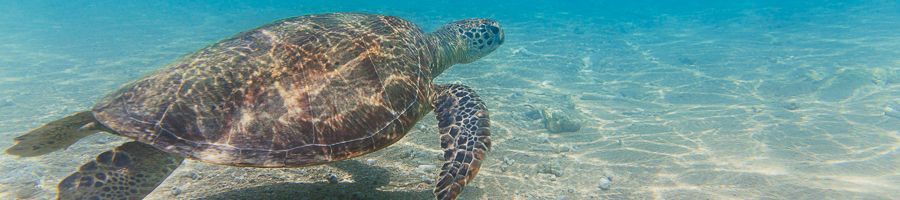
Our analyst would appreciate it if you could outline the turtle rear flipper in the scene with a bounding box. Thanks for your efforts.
[58,141,184,200]
[5,111,105,157]
[432,84,491,200]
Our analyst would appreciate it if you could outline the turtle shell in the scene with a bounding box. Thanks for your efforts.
[92,13,435,167]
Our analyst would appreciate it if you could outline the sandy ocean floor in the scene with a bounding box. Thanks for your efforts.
[1,1,899,200]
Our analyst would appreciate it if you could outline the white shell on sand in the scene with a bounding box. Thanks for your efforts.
[598,176,612,190]
[886,102,900,119]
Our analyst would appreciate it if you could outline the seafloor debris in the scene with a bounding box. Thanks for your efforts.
[500,156,516,172]
[537,159,564,177]
[598,176,612,190]
[171,186,183,196]
[0,99,13,107]
[524,108,544,120]
[420,175,434,184]
[886,101,900,119]
[416,164,436,173]
[541,108,582,133]
[325,173,339,184]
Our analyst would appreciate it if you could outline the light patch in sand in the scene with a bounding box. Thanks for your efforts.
[810,175,896,194]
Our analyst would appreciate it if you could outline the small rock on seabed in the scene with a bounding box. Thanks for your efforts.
[885,102,900,119]
[325,173,339,184]
[420,175,434,184]
[598,176,612,190]
[171,187,183,196]
[0,99,13,107]
[541,108,582,133]
[537,160,564,177]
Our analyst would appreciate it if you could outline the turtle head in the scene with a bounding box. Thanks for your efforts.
[438,19,504,63]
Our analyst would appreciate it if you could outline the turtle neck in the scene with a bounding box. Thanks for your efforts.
[424,28,466,78]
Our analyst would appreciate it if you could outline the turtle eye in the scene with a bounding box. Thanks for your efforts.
[443,18,504,63]
[488,25,500,34]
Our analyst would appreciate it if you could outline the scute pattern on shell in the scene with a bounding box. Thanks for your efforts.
[92,13,436,167]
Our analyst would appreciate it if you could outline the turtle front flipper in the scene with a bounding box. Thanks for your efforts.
[6,111,106,157]
[58,141,183,200]
[431,84,491,200]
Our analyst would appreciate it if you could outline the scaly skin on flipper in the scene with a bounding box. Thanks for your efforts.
[5,111,107,157]
[432,84,491,200]
[58,141,183,200]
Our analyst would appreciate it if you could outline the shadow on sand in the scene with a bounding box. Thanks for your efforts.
[198,160,482,200]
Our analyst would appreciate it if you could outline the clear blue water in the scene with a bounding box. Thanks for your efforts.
[1,1,899,199]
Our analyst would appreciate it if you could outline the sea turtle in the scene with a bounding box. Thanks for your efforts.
[6,13,503,200]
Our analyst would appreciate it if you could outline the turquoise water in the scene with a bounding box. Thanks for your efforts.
[1,1,899,199]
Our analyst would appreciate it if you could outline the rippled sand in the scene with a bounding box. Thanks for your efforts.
[1,2,899,200]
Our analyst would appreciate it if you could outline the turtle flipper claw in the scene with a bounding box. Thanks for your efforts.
[432,84,491,200]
